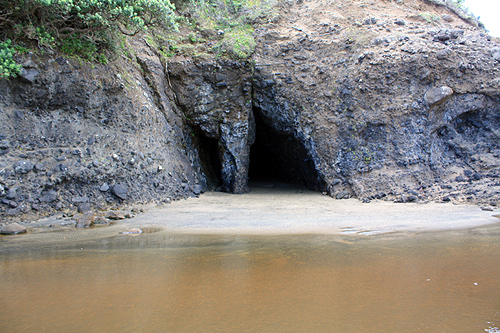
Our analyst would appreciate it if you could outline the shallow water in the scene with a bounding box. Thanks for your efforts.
[1,224,500,332]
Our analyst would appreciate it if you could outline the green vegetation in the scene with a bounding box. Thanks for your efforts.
[419,12,441,23]
[0,0,276,77]
[451,0,465,8]
[172,0,277,59]
[0,0,177,72]
[0,40,22,78]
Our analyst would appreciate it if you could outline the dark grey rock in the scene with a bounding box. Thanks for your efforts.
[40,190,58,203]
[78,203,91,213]
[7,207,21,216]
[394,19,405,26]
[72,196,89,203]
[58,164,68,173]
[193,184,203,195]
[111,184,127,200]
[364,17,377,25]
[407,195,418,202]
[1,223,27,235]
[332,178,342,186]
[0,140,10,150]
[13,160,33,174]
[335,191,349,199]
[442,196,451,202]
[34,162,45,172]
[19,67,39,84]
[473,173,482,180]
[464,170,473,177]
[6,186,19,200]
[424,86,453,107]
[2,199,18,208]
[99,183,110,192]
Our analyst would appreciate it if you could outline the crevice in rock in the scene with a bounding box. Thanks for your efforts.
[249,106,326,190]
[187,126,223,190]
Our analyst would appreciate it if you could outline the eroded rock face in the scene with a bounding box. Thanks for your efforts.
[168,59,254,193]
[0,39,201,221]
[249,0,500,203]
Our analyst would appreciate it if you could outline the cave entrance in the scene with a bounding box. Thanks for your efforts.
[197,133,222,188]
[249,108,325,191]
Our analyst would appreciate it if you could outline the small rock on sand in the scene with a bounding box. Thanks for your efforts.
[1,223,27,235]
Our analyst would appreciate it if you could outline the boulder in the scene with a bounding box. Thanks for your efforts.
[1,223,27,235]
[13,160,33,174]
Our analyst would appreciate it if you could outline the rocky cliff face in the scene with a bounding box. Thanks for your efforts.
[0,40,202,221]
[250,0,500,204]
[1,0,500,222]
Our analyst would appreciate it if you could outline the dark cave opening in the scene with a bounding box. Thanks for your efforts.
[197,134,222,188]
[249,108,325,191]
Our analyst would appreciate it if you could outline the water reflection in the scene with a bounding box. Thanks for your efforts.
[1,227,500,332]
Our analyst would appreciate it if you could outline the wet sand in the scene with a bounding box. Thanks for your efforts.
[128,184,499,235]
[2,183,499,250]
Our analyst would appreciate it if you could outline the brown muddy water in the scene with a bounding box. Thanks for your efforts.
[1,225,500,332]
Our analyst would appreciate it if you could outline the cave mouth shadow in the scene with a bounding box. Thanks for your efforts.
[249,108,326,191]
[197,133,222,189]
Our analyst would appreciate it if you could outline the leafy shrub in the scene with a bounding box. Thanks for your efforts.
[221,24,255,59]
[0,40,22,78]
[0,0,177,62]
[60,36,108,63]
[1,0,177,37]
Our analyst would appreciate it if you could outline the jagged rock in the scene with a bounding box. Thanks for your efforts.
[99,183,110,192]
[6,186,19,200]
[111,184,127,200]
[13,160,33,174]
[72,196,89,203]
[424,86,454,107]
[39,190,58,203]
[75,213,95,228]
[193,184,203,195]
[492,47,500,61]
[19,68,39,84]
[93,216,109,225]
[78,203,91,213]
[1,223,27,235]
[34,162,45,172]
